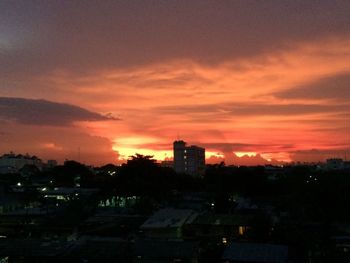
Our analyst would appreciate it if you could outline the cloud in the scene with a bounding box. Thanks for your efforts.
[0,97,117,126]
[0,131,9,136]
[206,152,283,166]
[201,143,295,153]
[290,148,350,163]
[0,121,119,165]
[1,1,350,164]
[274,73,350,101]
[1,1,350,77]
[155,102,350,117]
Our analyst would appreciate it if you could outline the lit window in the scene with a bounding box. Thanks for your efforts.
[222,237,227,244]
[239,226,245,236]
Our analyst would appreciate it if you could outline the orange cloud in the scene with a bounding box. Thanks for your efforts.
[3,36,350,165]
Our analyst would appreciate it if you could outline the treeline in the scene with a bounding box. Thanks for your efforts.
[9,156,350,220]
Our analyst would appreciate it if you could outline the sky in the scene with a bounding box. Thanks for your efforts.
[1,0,350,165]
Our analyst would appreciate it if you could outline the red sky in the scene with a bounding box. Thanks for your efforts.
[1,1,350,165]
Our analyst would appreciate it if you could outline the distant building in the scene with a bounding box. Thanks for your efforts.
[160,160,174,168]
[174,140,187,174]
[326,158,344,170]
[0,153,43,174]
[47,159,58,168]
[173,140,205,176]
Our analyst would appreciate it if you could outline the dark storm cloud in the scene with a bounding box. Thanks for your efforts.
[1,0,350,76]
[274,73,350,100]
[0,97,117,126]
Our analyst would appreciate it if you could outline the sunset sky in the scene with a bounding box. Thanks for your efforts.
[1,0,350,165]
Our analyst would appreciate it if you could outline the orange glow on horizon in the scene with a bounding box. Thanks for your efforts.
[235,152,257,158]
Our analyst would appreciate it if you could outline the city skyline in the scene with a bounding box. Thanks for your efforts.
[1,1,350,165]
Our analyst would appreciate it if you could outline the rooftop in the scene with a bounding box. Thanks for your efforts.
[192,213,254,226]
[222,242,288,263]
[133,239,198,259]
[141,208,197,229]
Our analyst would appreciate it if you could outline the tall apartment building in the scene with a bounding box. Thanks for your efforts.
[173,140,205,176]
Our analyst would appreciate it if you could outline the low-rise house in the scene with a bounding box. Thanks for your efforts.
[0,237,130,263]
[40,187,99,205]
[222,242,288,263]
[69,236,130,263]
[140,208,198,239]
[0,238,73,262]
[80,209,146,238]
[133,238,199,263]
[185,213,253,242]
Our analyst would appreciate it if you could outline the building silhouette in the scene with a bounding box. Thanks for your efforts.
[173,140,205,176]
[0,152,43,174]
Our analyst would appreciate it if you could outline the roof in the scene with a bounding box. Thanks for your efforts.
[0,237,129,260]
[192,213,253,226]
[222,242,288,263]
[2,207,56,216]
[133,239,198,259]
[0,239,73,257]
[43,187,99,195]
[141,208,197,229]
[0,153,41,161]
[70,236,129,260]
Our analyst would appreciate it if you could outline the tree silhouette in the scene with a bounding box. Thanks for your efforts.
[116,154,171,197]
